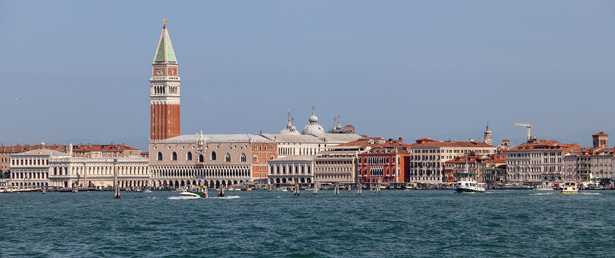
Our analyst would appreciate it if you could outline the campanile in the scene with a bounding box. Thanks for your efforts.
[150,19,181,140]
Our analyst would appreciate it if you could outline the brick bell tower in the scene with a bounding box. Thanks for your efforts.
[150,19,181,140]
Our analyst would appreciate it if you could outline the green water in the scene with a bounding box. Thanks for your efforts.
[1,190,613,257]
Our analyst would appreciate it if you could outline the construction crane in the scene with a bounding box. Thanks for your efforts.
[515,123,533,142]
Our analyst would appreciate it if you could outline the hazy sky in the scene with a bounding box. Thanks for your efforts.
[1,1,614,150]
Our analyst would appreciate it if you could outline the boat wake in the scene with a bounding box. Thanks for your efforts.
[210,196,240,199]
[581,192,601,195]
[531,192,555,196]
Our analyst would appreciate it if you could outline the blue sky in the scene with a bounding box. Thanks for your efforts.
[1,1,614,150]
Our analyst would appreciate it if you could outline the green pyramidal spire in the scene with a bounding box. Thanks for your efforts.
[154,19,177,63]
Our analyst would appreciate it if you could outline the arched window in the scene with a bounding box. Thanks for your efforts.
[199,154,204,162]
[225,153,231,162]
[211,152,217,161]
[253,155,258,163]
[241,153,246,162]
[172,152,177,161]
[157,152,163,161]
[187,152,193,161]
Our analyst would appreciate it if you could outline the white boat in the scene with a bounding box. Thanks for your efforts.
[535,184,554,191]
[561,182,579,194]
[455,158,485,193]
[168,191,201,199]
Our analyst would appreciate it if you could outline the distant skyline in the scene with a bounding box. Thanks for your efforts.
[1,1,614,150]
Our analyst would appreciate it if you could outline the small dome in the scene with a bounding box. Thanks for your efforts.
[280,127,301,135]
[302,106,325,135]
[309,113,318,123]
[280,109,300,135]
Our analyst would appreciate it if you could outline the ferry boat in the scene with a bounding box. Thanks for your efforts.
[561,182,579,194]
[455,158,485,193]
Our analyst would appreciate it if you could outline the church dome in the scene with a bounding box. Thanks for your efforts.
[302,107,325,135]
[280,110,301,135]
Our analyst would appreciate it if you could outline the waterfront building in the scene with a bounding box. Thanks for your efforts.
[444,153,507,185]
[0,143,140,175]
[268,155,314,187]
[9,146,148,189]
[355,137,410,184]
[563,152,580,182]
[9,148,68,188]
[150,19,181,140]
[0,144,61,174]
[480,154,507,184]
[577,132,614,188]
[48,155,149,189]
[505,138,581,185]
[149,133,277,189]
[408,138,497,185]
[444,155,481,184]
[314,145,365,185]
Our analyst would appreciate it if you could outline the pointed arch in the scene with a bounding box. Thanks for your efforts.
[172,152,177,161]
[187,152,193,161]
[211,151,217,161]
[241,153,246,162]
[225,153,231,162]
[157,152,163,161]
[199,154,204,162]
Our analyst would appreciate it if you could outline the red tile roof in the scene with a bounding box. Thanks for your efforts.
[507,140,580,153]
[408,138,494,148]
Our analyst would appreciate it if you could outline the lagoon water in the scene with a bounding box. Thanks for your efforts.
[1,190,614,257]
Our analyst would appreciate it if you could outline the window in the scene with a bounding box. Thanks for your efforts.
[157,152,163,161]
[211,152,217,160]
[225,153,231,162]
[199,154,204,162]
[253,155,258,163]
[187,152,193,161]
[172,152,177,161]
[241,153,246,162]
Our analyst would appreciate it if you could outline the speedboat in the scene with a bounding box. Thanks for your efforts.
[168,191,202,199]
[561,182,579,194]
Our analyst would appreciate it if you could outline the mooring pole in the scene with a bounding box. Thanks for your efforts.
[114,159,121,199]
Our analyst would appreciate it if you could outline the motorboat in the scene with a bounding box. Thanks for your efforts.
[167,191,202,199]
[455,158,485,193]
[561,182,579,194]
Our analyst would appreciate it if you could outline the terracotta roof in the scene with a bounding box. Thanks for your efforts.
[593,132,608,136]
[72,144,138,152]
[507,140,581,153]
[408,139,495,148]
